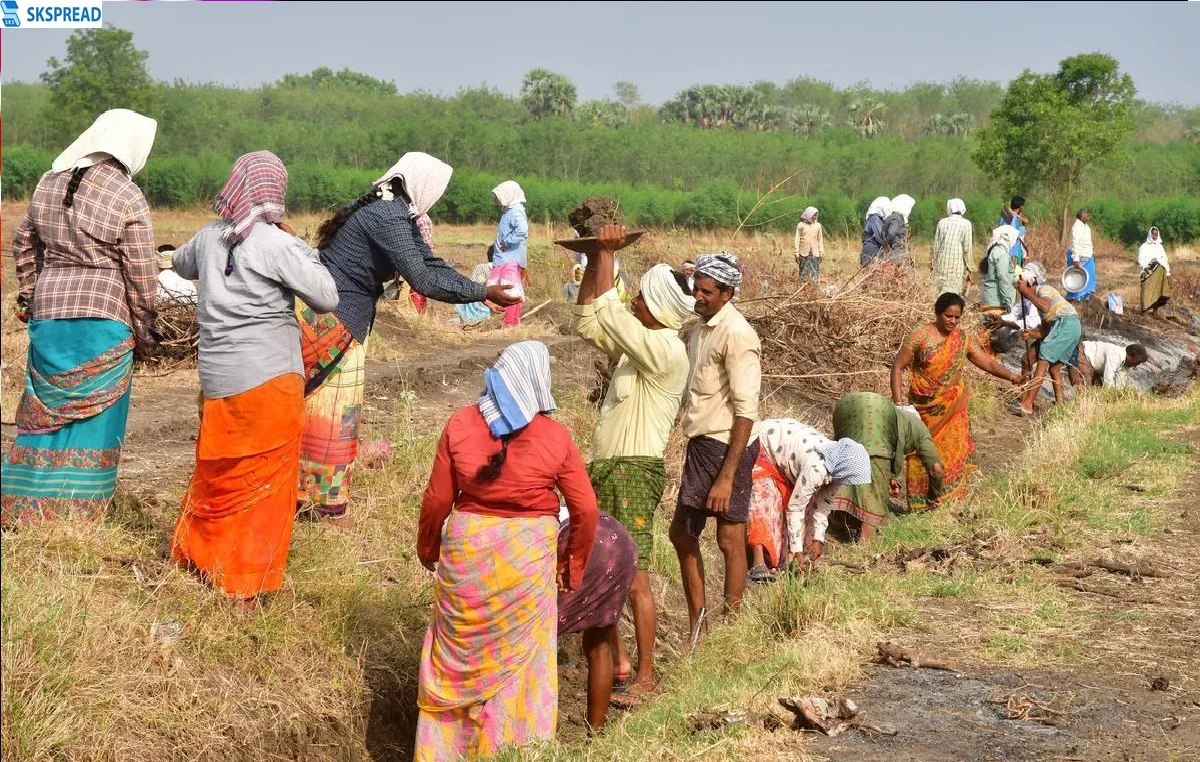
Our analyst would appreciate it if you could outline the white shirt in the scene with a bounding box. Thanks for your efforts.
[1001,298,1042,330]
[1138,241,1169,275]
[1069,220,1094,260]
[156,269,199,305]
[754,419,836,550]
[1082,341,1130,389]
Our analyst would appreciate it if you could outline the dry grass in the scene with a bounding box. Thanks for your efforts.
[2,203,1198,761]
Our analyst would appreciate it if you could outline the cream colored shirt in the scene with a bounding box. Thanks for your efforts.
[1069,219,1094,259]
[575,288,691,461]
[682,301,762,443]
[794,221,825,259]
[1082,340,1131,389]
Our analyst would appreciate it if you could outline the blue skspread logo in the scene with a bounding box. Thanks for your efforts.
[7,1,102,28]
[2,1,20,28]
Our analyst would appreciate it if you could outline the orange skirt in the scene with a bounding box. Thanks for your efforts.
[171,373,305,598]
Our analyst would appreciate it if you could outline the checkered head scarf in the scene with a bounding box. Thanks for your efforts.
[819,438,872,486]
[213,151,288,249]
[694,252,742,289]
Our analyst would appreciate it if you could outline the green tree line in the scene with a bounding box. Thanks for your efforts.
[3,28,1198,244]
[5,143,1196,246]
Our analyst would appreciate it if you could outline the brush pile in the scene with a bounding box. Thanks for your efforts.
[143,302,200,371]
[744,266,935,408]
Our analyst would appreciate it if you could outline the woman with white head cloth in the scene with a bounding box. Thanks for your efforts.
[299,153,519,524]
[794,206,825,281]
[860,196,892,266]
[931,198,974,296]
[386,153,455,316]
[1138,226,1171,315]
[881,194,917,263]
[491,180,530,327]
[3,109,159,526]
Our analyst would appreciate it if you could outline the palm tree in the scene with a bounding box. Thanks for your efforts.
[848,98,887,137]
[520,69,577,119]
[790,104,830,136]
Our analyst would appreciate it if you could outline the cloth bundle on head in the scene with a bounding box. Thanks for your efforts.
[492,180,526,208]
[866,196,892,220]
[694,252,743,289]
[819,438,872,486]
[477,341,557,438]
[374,152,452,216]
[946,198,966,216]
[1019,261,1046,286]
[891,194,916,223]
[989,224,1020,253]
[51,108,158,177]
[212,151,288,248]
[640,263,696,330]
[801,206,818,224]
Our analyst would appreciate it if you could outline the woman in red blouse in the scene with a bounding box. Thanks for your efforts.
[414,341,598,760]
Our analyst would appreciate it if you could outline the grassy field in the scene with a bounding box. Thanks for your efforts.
[2,204,1199,761]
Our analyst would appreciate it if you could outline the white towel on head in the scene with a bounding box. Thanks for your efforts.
[640,264,695,329]
[374,152,453,216]
[891,194,916,223]
[492,180,526,208]
[946,198,966,216]
[52,108,158,176]
[866,196,892,220]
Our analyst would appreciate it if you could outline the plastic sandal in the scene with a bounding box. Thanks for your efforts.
[749,565,776,584]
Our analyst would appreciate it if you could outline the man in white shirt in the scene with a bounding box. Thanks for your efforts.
[1075,341,1147,389]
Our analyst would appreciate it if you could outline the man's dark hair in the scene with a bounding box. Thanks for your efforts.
[1010,195,1025,210]
[1125,344,1149,365]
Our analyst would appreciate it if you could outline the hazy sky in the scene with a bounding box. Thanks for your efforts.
[2,1,1197,104]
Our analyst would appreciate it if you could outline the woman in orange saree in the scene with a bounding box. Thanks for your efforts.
[891,292,1020,511]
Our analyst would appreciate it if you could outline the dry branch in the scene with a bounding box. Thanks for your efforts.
[874,641,959,672]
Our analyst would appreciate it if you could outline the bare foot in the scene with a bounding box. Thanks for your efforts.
[318,512,356,530]
[233,597,260,617]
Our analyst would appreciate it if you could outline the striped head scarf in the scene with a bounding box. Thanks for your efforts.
[213,151,288,251]
[694,252,742,289]
[819,438,872,486]
[478,341,557,437]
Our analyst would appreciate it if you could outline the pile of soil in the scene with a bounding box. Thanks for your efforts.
[568,196,625,237]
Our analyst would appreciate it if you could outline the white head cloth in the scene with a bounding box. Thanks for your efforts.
[492,180,527,208]
[891,194,916,223]
[640,264,695,330]
[866,196,892,220]
[374,152,453,216]
[946,198,966,216]
[51,108,158,176]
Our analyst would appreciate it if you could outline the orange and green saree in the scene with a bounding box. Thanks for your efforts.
[904,324,976,511]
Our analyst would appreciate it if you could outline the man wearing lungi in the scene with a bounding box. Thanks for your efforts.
[670,251,762,643]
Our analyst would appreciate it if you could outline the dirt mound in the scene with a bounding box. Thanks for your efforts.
[569,196,626,237]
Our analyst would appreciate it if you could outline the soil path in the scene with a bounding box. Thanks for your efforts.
[809,424,1200,762]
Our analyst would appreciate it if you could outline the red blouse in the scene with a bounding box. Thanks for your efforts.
[417,405,599,588]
